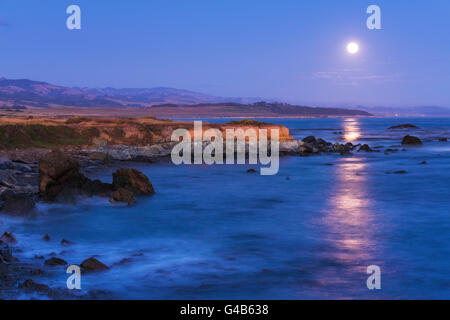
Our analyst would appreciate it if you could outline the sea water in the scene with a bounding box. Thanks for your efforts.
[2,117,450,299]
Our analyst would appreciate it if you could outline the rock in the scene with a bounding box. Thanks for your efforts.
[44,257,67,266]
[438,137,447,142]
[393,170,408,174]
[358,144,373,152]
[420,161,427,165]
[246,168,257,173]
[39,150,82,200]
[92,137,108,148]
[0,232,17,245]
[110,188,136,205]
[61,239,73,246]
[89,152,109,162]
[42,234,51,242]
[18,279,50,293]
[39,150,113,201]
[302,136,316,144]
[279,141,299,153]
[389,124,419,129]
[402,135,422,145]
[80,257,109,272]
[112,168,155,195]
[0,191,36,216]
[0,244,14,263]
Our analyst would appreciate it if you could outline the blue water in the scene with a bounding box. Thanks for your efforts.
[2,117,450,299]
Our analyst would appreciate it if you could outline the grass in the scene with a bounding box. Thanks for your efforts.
[0,124,90,149]
[225,119,271,126]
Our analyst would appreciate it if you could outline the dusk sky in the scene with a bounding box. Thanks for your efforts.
[0,0,449,107]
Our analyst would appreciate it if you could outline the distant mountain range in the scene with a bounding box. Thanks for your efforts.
[0,77,372,117]
[0,77,261,108]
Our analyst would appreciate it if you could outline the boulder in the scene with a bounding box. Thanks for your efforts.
[246,168,257,173]
[61,239,74,246]
[80,257,109,272]
[438,137,447,142]
[0,232,17,245]
[44,257,68,266]
[18,279,50,293]
[0,244,14,263]
[89,152,109,162]
[39,150,113,201]
[302,136,316,144]
[39,150,83,200]
[112,168,155,195]
[0,190,36,216]
[42,234,51,242]
[389,124,419,129]
[402,135,422,145]
[110,188,136,205]
[358,144,373,152]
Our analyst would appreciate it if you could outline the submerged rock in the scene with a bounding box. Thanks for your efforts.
[402,135,422,145]
[18,279,50,293]
[60,239,73,246]
[302,136,316,144]
[42,234,51,242]
[80,257,109,272]
[438,137,448,142]
[0,232,17,245]
[112,168,155,195]
[0,190,36,216]
[246,168,257,173]
[358,144,373,152]
[389,124,419,129]
[110,188,136,205]
[44,257,68,266]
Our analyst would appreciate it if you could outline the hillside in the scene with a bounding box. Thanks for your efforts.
[0,77,372,118]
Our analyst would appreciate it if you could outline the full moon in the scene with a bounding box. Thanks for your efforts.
[346,42,359,54]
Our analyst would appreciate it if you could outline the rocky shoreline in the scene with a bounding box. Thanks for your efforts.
[0,132,426,299]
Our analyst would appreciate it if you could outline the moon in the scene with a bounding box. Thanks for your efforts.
[346,42,359,54]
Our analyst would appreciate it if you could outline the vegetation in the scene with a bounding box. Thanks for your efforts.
[0,124,90,149]
[225,119,271,126]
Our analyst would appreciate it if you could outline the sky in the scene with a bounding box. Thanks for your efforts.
[0,0,449,107]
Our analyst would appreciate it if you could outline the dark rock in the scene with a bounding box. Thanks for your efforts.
[42,234,50,242]
[302,136,316,144]
[18,279,50,293]
[0,232,17,245]
[393,170,408,174]
[39,150,113,201]
[110,188,136,205]
[358,144,373,152]
[112,168,155,195]
[44,257,67,266]
[39,150,81,200]
[61,239,73,246]
[246,168,257,173]
[389,124,419,129]
[89,152,109,162]
[402,135,422,145]
[0,191,36,216]
[80,257,109,272]
[0,244,14,263]
[420,161,427,165]
[438,137,447,142]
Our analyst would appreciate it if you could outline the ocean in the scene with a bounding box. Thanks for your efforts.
[2,117,450,299]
